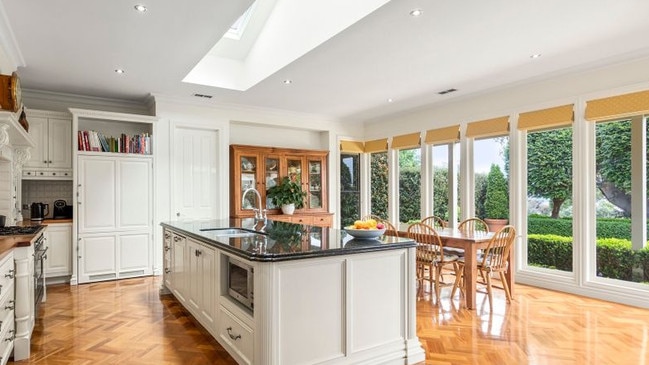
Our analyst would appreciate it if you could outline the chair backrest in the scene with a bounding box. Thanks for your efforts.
[480,225,516,271]
[360,214,397,235]
[458,217,489,233]
[421,215,446,230]
[407,222,443,263]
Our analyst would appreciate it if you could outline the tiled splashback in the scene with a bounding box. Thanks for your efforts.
[22,180,73,219]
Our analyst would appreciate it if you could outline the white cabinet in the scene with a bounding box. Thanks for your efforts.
[171,232,187,303]
[44,223,72,278]
[76,155,152,283]
[0,250,14,365]
[24,110,72,179]
[186,238,217,331]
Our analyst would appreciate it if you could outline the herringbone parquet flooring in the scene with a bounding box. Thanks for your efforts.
[9,276,649,364]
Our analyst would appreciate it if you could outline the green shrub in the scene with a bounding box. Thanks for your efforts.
[527,234,573,271]
[485,164,508,219]
[638,247,649,282]
[596,238,634,281]
[527,216,635,240]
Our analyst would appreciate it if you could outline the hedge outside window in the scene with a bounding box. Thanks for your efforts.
[370,152,389,219]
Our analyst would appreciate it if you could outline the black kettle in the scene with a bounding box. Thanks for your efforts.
[31,202,49,221]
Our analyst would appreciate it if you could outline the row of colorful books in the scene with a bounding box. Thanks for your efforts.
[78,130,152,154]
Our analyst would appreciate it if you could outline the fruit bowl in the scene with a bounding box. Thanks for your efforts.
[344,228,386,240]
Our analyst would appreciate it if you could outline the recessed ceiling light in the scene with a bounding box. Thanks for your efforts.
[283,79,292,85]
[387,98,394,103]
[409,9,423,17]
[114,69,125,74]
[530,53,542,59]
[134,4,148,13]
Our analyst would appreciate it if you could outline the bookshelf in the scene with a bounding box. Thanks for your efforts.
[69,108,158,285]
[71,109,155,155]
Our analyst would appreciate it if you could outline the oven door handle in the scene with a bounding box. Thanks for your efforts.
[36,246,49,256]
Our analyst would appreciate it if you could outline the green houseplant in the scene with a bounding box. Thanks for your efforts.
[484,164,509,231]
[267,176,306,215]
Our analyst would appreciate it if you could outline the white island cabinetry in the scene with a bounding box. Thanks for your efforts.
[161,221,424,365]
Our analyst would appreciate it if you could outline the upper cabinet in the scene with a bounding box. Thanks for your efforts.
[24,110,72,179]
[230,145,329,219]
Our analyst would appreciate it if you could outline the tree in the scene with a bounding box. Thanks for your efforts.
[475,172,487,219]
[485,164,508,219]
[527,128,573,218]
[596,121,633,217]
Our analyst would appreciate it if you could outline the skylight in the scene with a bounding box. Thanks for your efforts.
[224,2,257,40]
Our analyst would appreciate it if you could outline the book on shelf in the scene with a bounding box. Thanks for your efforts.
[77,130,152,155]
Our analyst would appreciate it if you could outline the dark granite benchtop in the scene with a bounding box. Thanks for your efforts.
[161,218,415,262]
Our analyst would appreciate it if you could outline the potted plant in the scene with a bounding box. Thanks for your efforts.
[266,176,306,215]
[265,221,304,252]
[484,164,509,232]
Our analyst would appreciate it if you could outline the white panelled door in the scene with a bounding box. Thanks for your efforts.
[173,126,218,219]
[78,157,117,232]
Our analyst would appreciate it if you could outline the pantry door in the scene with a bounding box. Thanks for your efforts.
[172,126,219,219]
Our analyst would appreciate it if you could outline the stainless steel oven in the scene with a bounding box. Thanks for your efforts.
[227,257,254,311]
[33,233,47,313]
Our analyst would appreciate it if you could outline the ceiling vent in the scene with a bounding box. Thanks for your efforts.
[437,88,457,95]
[192,93,213,99]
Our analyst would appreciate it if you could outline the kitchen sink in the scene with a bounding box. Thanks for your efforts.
[199,228,265,237]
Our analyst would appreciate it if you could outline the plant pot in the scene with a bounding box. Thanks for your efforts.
[484,218,508,232]
[281,203,295,215]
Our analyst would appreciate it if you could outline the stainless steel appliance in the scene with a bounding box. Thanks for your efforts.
[33,233,47,312]
[30,202,49,221]
[227,257,254,310]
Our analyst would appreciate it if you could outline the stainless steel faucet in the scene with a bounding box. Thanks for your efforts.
[242,187,267,222]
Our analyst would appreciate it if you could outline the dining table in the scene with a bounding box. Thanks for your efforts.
[434,228,515,309]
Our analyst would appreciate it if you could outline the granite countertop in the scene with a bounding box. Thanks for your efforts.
[161,218,416,262]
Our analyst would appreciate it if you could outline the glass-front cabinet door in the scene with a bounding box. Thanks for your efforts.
[285,156,303,184]
[263,155,281,211]
[239,154,258,212]
[307,159,323,209]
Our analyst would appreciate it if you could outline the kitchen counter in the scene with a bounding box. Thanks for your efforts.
[162,218,425,365]
[160,218,416,262]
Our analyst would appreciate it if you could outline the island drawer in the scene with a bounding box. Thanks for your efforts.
[218,306,253,365]
[0,255,14,303]
[0,314,14,365]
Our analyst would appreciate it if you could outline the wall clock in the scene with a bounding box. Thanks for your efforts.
[0,72,22,112]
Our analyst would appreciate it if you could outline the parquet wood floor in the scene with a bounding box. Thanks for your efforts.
[9,276,649,364]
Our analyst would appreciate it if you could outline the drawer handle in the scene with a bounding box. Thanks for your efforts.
[4,330,14,342]
[5,300,14,311]
[165,268,171,274]
[164,246,171,252]
[173,236,181,242]
[4,270,13,279]
[164,233,171,239]
[227,327,241,341]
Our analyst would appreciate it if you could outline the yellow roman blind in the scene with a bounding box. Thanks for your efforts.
[391,132,421,150]
[518,104,574,131]
[364,138,388,153]
[465,116,509,138]
[424,125,460,145]
[340,140,365,153]
[585,90,649,122]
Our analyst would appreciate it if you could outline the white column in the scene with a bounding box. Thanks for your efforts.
[630,116,646,250]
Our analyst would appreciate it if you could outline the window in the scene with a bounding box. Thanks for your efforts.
[526,127,573,272]
[594,118,646,284]
[474,137,509,228]
[398,148,421,224]
[370,151,389,219]
[340,153,360,227]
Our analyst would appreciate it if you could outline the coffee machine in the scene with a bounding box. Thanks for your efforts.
[53,199,73,219]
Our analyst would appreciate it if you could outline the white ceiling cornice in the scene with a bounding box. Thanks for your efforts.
[0,1,24,73]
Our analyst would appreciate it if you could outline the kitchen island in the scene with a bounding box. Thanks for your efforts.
[161,218,425,365]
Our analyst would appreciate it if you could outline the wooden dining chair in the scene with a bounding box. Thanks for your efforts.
[407,222,460,303]
[451,225,516,309]
[420,215,446,230]
[361,214,398,236]
[458,217,489,234]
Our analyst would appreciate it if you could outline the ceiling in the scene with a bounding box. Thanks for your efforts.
[3,0,649,123]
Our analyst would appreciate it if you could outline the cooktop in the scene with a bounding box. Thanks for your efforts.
[0,226,43,236]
